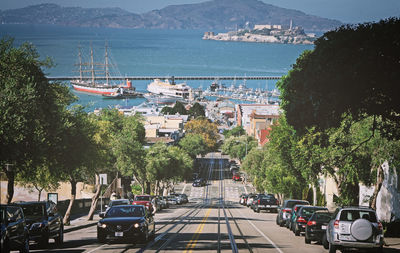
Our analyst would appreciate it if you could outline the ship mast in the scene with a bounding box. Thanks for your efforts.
[105,43,109,86]
[90,43,95,86]
[78,45,83,81]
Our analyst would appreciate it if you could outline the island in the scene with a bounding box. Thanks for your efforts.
[203,22,316,45]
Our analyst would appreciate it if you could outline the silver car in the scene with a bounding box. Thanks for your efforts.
[326,206,384,253]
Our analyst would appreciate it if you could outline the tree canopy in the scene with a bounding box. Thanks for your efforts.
[277,18,400,140]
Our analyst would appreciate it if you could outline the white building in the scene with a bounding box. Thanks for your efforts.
[359,161,400,222]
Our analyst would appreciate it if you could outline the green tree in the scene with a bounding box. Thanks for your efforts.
[223,126,245,138]
[54,106,100,225]
[112,114,147,193]
[178,133,207,159]
[221,135,257,162]
[184,117,219,152]
[278,18,400,140]
[261,116,307,199]
[146,143,192,195]
[188,102,205,119]
[241,147,265,191]
[161,101,188,115]
[0,37,74,203]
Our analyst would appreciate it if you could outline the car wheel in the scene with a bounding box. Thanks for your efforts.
[3,238,10,253]
[304,236,311,244]
[97,233,106,243]
[20,234,30,253]
[39,234,49,248]
[256,208,260,213]
[141,228,149,243]
[328,242,336,253]
[295,225,300,236]
[322,234,329,249]
[55,226,64,245]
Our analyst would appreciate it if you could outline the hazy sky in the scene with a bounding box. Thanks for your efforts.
[1,0,399,24]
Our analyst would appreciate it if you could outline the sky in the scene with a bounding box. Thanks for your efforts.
[0,0,399,24]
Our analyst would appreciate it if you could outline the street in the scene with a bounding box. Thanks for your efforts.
[22,154,397,253]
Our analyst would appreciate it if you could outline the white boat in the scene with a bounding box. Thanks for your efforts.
[143,93,180,104]
[71,44,132,95]
[147,78,191,100]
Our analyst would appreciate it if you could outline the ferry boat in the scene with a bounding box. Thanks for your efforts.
[146,78,191,100]
[71,44,132,95]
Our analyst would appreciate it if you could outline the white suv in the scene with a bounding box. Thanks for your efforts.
[326,206,384,253]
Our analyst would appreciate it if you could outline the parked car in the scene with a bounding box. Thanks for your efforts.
[158,196,169,209]
[0,204,30,253]
[288,204,309,229]
[132,195,153,212]
[178,194,188,204]
[232,172,242,181]
[97,205,155,243]
[246,194,257,207]
[305,209,332,247]
[192,178,206,187]
[326,206,384,253]
[252,194,279,213]
[293,206,328,236]
[13,201,63,247]
[276,199,310,227]
[239,194,247,205]
[167,195,182,205]
[103,199,131,215]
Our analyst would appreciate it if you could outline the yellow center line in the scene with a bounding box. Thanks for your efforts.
[183,208,212,253]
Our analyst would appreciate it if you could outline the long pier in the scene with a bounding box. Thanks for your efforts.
[47,75,281,81]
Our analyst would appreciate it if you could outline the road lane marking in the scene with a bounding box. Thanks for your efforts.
[239,211,284,253]
[183,207,212,252]
[86,244,104,253]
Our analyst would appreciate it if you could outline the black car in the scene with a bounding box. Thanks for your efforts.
[276,199,310,227]
[192,178,206,187]
[305,210,331,247]
[0,204,30,253]
[97,205,155,243]
[293,206,328,236]
[13,201,63,247]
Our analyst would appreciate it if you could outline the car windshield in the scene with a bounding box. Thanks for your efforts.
[135,196,150,201]
[287,201,309,208]
[314,213,332,222]
[106,206,144,218]
[339,210,377,222]
[110,200,130,207]
[19,204,45,218]
[301,207,327,217]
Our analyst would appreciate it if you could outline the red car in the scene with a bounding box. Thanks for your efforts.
[232,173,242,181]
[132,195,153,212]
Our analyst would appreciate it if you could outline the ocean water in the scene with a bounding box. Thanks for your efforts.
[0,24,314,111]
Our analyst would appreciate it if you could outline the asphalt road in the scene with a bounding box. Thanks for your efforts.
[22,154,396,253]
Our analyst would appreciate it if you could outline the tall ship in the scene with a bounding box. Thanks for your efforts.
[146,78,191,103]
[71,44,132,95]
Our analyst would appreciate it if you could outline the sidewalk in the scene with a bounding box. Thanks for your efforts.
[385,237,400,250]
[64,213,100,233]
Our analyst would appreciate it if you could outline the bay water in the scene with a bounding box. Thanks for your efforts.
[1,24,314,111]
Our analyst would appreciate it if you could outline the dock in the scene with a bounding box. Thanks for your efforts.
[47,75,281,81]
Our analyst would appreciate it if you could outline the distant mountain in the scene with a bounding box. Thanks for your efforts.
[0,0,342,31]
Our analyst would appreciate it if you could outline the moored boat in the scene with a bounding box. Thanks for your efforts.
[71,44,133,95]
[147,78,191,100]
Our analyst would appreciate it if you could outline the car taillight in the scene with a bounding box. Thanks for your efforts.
[307,220,316,226]
[295,206,299,212]
[297,216,307,223]
[258,199,260,204]
[378,222,383,231]
[283,208,291,213]
[334,220,339,229]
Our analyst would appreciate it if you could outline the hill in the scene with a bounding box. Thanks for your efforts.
[0,0,342,31]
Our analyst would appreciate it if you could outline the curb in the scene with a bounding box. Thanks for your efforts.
[64,221,98,233]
